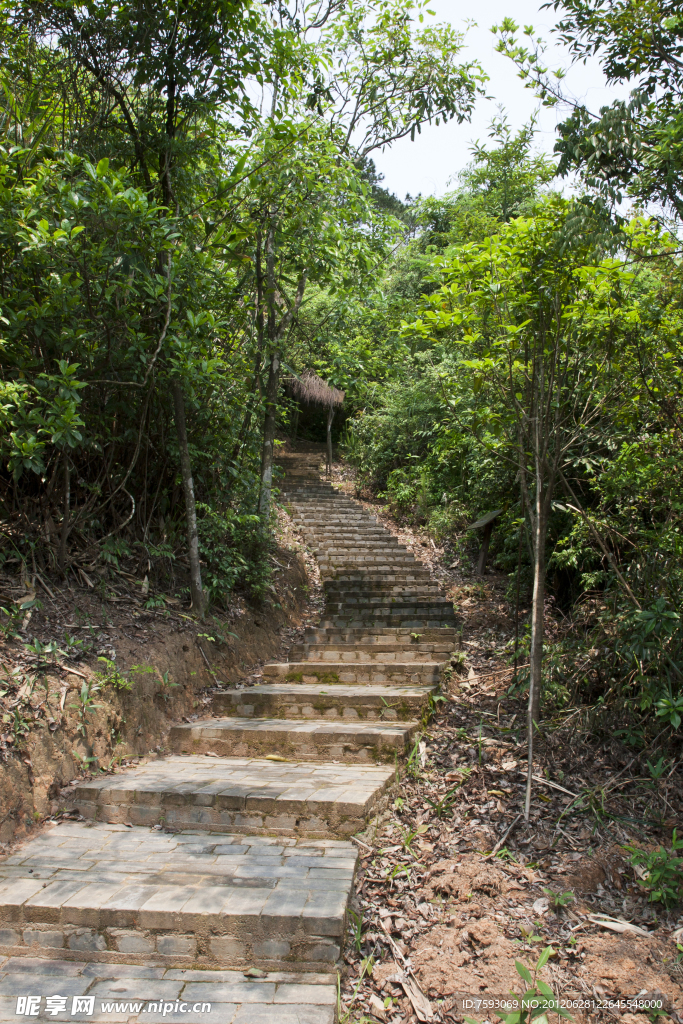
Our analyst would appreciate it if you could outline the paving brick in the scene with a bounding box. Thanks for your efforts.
[0,974,90,996]
[274,983,337,1004]
[231,1007,334,1024]
[182,982,276,1003]
[108,928,155,954]
[209,937,247,959]
[21,928,64,948]
[68,927,107,952]
[89,978,183,1000]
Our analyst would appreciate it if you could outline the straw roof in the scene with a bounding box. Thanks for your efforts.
[289,369,345,410]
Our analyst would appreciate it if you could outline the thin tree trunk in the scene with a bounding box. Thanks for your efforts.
[258,350,280,517]
[292,406,299,446]
[326,407,334,476]
[525,485,547,821]
[172,383,204,616]
[59,451,70,575]
[513,499,524,684]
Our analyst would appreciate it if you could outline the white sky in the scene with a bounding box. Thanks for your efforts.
[372,0,630,199]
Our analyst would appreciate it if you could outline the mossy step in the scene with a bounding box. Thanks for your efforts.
[169,717,419,764]
[210,682,434,721]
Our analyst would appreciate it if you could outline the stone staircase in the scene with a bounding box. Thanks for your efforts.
[0,443,456,1022]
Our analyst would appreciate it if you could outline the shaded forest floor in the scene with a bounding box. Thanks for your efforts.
[331,460,683,1024]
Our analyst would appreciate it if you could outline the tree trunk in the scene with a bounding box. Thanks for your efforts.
[172,383,204,616]
[59,451,70,575]
[292,406,299,446]
[525,493,547,821]
[258,350,281,517]
[326,407,334,476]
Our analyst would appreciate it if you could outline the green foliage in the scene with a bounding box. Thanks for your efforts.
[465,947,570,1024]
[95,658,134,692]
[542,888,575,912]
[196,505,272,605]
[68,679,104,737]
[424,770,471,818]
[347,908,365,953]
[625,831,683,908]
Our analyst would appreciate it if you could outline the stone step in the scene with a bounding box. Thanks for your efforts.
[318,616,456,629]
[318,557,418,569]
[319,602,454,618]
[314,545,403,556]
[329,572,433,584]
[210,682,434,720]
[169,716,419,763]
[304,526,389,535]
[324,596,452,611]
[305,626,458,642]
[0,956,337,1024]
[291,642,452,662]
[0,820,357,974]
[324,581,439,593]
[263,661,442,685]
[70,757,394,838]
[313,541,401,552]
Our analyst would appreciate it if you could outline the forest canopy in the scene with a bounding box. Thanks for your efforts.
[2,0,683,755]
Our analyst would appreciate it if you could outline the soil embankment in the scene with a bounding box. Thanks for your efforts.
[0,507,317,845]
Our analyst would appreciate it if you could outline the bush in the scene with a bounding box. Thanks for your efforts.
[197,504,272,605]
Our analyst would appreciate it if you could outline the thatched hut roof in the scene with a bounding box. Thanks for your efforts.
[289,369,345,410]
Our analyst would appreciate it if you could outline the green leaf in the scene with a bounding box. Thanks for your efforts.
[515,961,533,985]
[536,947,553,970]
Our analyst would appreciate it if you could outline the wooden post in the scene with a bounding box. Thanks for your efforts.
[476,520,494,575]
[326,407,334,476]
[467,509,503,577]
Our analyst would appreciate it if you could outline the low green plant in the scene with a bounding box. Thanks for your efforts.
[62,633,90,657]
[337,953,375,1024]
[465,947,570,1024]
[542,887,575,912]
[495,847,518,862]
[347,908,364,953]
[387,862,411,885]
[625,831,683,907]
[646,756,671,781]
[157,669,179,690]
[425,769,472,818]
[400,822,429,854]
[3,707,31,746]
[198,619,240,646]
[655,693,683,730]
[95,657,134,691]
[24,638,63,664]
[73,751,100,770]
[0,602,23,638]
[424,691,447,724]
[451,650,467,670]
[405,732,423,777]
[69,679,104,737]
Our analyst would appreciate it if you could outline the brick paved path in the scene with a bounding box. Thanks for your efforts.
[0,444,456,1021]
